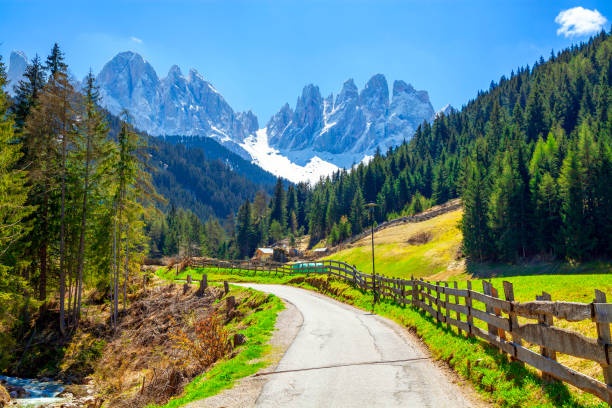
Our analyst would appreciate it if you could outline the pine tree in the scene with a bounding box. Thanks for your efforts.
[349,188,366,235]
[270,178,286,229]
[461,160,491,261]
[73,72,111,321]
[235,201,253,258]
[11,55,45,130]
[0,57,32,258]
[559,149,590,260]
[525,86,547,142]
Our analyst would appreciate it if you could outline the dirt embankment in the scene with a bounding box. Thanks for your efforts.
[93,282,273,408]
[4,275,275,408]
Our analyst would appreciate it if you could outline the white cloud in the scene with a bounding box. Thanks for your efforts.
[555,7,608,37]
[130,36,143,44]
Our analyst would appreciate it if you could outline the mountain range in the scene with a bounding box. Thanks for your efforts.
[6,50,448,182]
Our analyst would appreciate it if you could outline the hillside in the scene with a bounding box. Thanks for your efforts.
[148,136,278,221]
[323,205,612,302]
[325,207,464,279]
[105,114,279,222]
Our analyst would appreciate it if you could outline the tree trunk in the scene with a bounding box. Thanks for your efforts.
[75,132,91,323]
[123,228,129,312]
[114,203,121,326]
[110,217,116,328]
[58,117,68,335]
[38,191,49,301]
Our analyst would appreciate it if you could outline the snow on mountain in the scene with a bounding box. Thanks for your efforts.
[96,51,252,157]
[435,103,456,118]
[6,51,28,96]
[240,128,339,184]
[266,74,435,168]
[4,49,441,183]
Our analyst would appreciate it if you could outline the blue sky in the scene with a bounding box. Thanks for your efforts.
[1,1,610,122]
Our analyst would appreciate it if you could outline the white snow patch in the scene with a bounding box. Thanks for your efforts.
[240,128,339,184]
[210,125,231,142]
[320,121,337,134]
[360,155,374,165]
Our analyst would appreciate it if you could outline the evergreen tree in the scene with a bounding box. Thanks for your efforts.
[349,188,366,234]
[270,178,286,229]
[235,201,253,258]
[559,149,590,260]
[0,57,33,258]
[461,161,491,262]
[11,55,45,130]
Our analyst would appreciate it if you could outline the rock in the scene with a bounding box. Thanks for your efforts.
[0,384,10,407]
[5,385,25,399]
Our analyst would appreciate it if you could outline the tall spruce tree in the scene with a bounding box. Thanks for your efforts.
[0,57,32,259]
[461,160,491,262]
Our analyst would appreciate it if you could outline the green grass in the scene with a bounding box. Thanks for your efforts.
[157,265,302,285]
[147,279,284,408]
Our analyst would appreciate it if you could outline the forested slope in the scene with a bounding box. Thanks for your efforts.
[148,137,276,222]
[301,30,612,262]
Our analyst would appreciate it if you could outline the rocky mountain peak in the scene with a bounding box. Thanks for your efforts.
[266,73,435,167]
[237,110,259,134]
[360,74,389,118]
[167,64,183,78]
[392,80,415,96]
[6,50,28,96]
[335,78,358,106]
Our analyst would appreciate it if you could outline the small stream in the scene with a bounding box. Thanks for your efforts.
[0,375,66,406]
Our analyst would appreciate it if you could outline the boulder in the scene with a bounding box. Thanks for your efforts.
[6,385,25,398]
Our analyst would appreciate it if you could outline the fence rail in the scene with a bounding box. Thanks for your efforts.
[183,258,612,404]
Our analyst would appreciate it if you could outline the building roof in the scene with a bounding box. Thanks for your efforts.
[257,248,274,254]
[313,247,328,252]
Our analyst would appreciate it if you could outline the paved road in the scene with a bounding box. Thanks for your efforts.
[239,284,475,408]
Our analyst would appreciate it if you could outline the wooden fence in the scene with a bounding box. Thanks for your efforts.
[185,258,612,404]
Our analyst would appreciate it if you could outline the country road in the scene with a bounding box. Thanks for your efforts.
[233,284,478,408]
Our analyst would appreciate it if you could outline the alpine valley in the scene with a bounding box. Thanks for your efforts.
[7,50,443,183]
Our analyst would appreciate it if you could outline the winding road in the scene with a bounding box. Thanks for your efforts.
[237,284,477,408]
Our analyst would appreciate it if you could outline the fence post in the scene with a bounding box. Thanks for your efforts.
[444,282,451,330]
[223,281,230,295]
[490,286,506,341]
[503,281,522,362]
[436,281,442,323]
[197,275,208,297]
[466,280,474,338]
[187,274,192,284]
[453,281,462,336]
[594,290,612,385]
[482,281,496,337]
[537,291,557,382]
